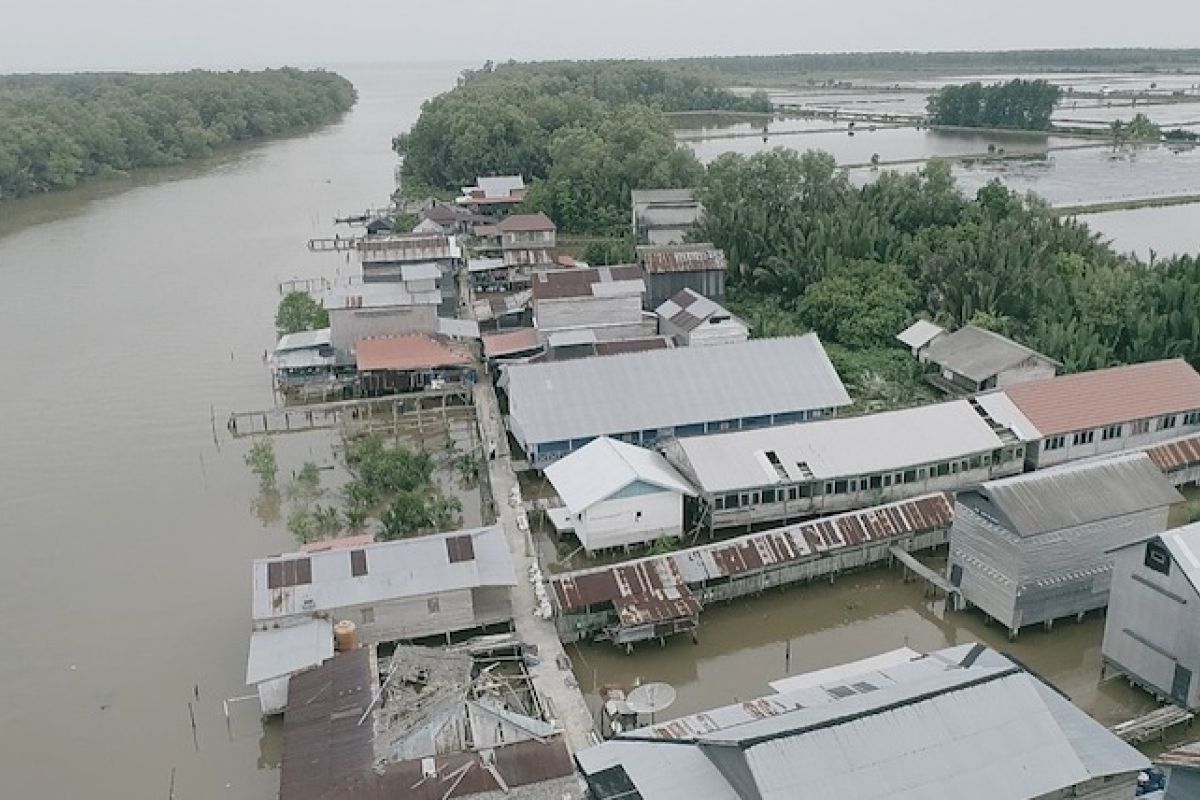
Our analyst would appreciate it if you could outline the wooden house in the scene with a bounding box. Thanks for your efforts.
[630,188,701,245]
[920,324,1059,394]
[655,288,748,347]
[976,358,1200,469]
[1103,521,1200,711]
[321,281,441,364]
[636,243,727,309]
[544,437,696,554]
[531,264,650,345]
[949,453,1182,638]
[498,212,557,271]
[251,526,515,646]
[354,334,474,395]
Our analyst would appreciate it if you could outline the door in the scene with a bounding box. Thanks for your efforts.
[1172,664,1192,706]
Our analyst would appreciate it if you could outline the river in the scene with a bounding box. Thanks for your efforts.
[0,62,466,799]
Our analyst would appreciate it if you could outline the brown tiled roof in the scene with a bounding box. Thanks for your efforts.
[497,212,556,233]
[532,265,645,301]
[355,334,473,372]
[1003,358,1200,437]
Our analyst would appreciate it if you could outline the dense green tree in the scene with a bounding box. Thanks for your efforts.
[0,69,355,200]
[275,291,329,335]
[927,80,1061,130]
[800,261,917,349]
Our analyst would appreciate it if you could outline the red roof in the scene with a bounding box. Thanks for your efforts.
[355,335,473,372]
[1004,358,1200,437]
[482,328,541,359]
[497,212,556,233]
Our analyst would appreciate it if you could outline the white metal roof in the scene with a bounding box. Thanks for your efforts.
[245,618,333,684]
[544,437,696,514]
[1162,522,1200,595]
[272,349,336,371]
[768,647,923,694]
[577,645,1149,800]
[895,319,945,351]
[275,328,332,352]
[467,257,505,273]
[974,390,1043,440]
[966,452,1183,537]
[504,334,850,446]
[670,400,1003,494]
[251,526,514,621]
[474,175,525,198]
[436,317,481,340]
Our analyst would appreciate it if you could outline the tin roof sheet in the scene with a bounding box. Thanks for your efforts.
[636,244,727,275]
[552,494,953,614]
[354,334,473,372]
[246,619,334,684]
[1147,432,1200,473]
[967,452,1183,537]
[656,288,744,334]
[276,328,333,352]
[505,334,849,447]
[253,525,514,622]
[482,328,541,359]
[923,325,1058,383]
[545,437,696,514]
[532,265,645,301]
[895,319,945,351]
[1000,359,1200,438]
[670,400,1002,494]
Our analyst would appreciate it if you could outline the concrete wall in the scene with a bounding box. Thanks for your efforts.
[329,305,438,361]
[952,506,1169,634]
[577,486,683,552]
[995,361,1058,389]
[1030,416,1200,469]
[1103,540,1200,710]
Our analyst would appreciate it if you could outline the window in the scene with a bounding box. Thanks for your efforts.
[714,497,724,511]
[847,479,858,493]
[1185,411,1200,426]
[1159,415,1178,431]
[833,479,848,494]
[787,487,798,501]
[968,455,982,470]
[1072,430,1095,446]
[869,475,883,490]
[1043,435,1066,452]
[635,511,643,521]
[350,549,368,577]
[723,493,740,510]
[267,557,312,589]
[935,462,950,477]
[1145,541,1172,576]
[761,488,776,504]
[903,469,918,483]
[1101,424,1123,441]
[361,607,375,624]
[1131,419,1150,436]
[428,597,440,614]
[798,484,813,499]
[882,475,892,488]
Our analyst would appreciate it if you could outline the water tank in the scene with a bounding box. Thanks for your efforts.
[333,620,359,651]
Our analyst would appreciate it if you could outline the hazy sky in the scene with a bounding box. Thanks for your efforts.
[4,0,1200,73]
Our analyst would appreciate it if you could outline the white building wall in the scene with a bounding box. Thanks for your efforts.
[577,489,683,552]
[1103,543,1200,709]
[1031,416,1200,468]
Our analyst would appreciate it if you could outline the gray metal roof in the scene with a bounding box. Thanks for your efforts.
[321,282,440,309]
[246,618,333,684]
[656,288,744,333]
[576,644,1149,800]
[252,526,514,621]
[275,328,332,352]
[895,319,945,350]
[631,188,697,206]
[1161,522,1200,595]
[967,452,1184,537]
[502,334,850,446]
[669,399,1003,494]
[923,325,1059,382]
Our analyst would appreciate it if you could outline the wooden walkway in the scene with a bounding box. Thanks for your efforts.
[227,387,473,438]
[306,236,361,252]
[1111,705,1195,744]
[889,546,961,604]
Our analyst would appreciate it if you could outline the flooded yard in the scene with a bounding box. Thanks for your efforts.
[1081,203,1200,260]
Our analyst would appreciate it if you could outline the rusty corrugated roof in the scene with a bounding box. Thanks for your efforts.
[636,244,727,275]
[1146,432,1200,473]
[355,334,473,372]
[551,495,955,614]
[279,648,375,800]
[374,736,575,798]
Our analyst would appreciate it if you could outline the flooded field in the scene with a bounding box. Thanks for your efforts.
[1081,203,1200,259]
[685,124,1082,165]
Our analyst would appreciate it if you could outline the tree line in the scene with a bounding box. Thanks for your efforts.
[694,148,1200,386]
[0,68,356,200]
[394,61,767,233]
[927,79,1061,130]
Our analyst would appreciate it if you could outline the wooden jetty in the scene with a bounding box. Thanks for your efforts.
[889,545,961,605]
[1110,705,1195,744]
[307,236,362,253]
[227,386,474,438]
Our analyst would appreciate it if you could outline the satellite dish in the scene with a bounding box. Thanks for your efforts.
[625,682,677,716]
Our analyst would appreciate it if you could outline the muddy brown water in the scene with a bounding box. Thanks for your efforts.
[0,63,467,799]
